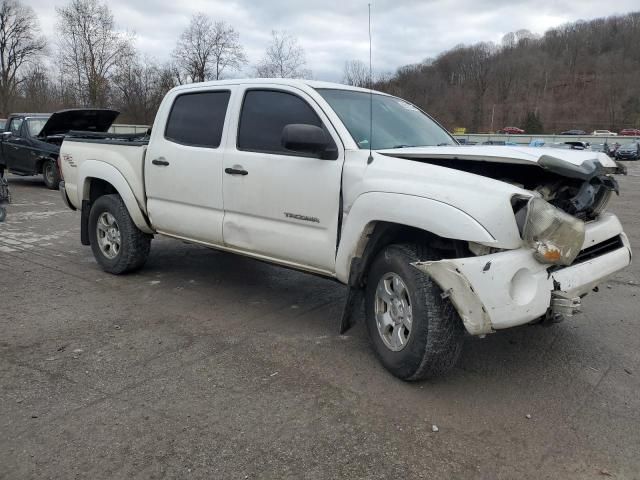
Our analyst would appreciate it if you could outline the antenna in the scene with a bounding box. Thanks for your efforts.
[367,3,374,164]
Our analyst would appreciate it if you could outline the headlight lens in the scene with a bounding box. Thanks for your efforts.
[523,198,585,265]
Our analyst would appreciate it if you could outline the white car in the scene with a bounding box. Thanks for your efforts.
[58,79,632,380]
[592,130,618,136]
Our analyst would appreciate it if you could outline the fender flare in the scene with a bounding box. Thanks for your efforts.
[335,192,496,282]
[79,160,153,234]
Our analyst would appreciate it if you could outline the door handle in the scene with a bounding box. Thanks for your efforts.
[225,167,248,176]
[152,157,169,166]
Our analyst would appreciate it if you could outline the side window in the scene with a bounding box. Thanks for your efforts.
[8,118,23,136]
[237,90,324,155]
[164,90,231,148]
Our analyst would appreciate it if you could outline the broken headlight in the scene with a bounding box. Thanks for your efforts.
[522,198,585,266]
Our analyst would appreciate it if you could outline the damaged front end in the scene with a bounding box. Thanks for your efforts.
[530,155,621,221]
[413,218,630,335]
[376,146,631,335]
[413,156,629,335]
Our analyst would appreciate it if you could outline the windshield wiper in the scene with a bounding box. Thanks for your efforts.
[389,143,451,149]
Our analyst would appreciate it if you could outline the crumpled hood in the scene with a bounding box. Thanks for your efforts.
[377,145,618,170]
[38,109,120,137]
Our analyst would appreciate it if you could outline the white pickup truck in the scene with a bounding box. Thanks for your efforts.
[59,79,632,380]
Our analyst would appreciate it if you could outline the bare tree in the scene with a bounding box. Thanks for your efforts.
[255,30,311,79]
[459,42,494,132]
[112,55,171,124]
[172,14,246,83]
[343,60,370,87]
[56,0,133,106]
[0,0,46,115]
[17,64,51,111]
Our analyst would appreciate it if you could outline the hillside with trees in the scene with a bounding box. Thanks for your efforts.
[370,12,640,133]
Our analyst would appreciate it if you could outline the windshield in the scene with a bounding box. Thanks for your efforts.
[316,88,455,150]
[26,117,49,137]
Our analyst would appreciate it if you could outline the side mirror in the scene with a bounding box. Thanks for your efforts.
[281,124,330,157]
[1,131,11,141]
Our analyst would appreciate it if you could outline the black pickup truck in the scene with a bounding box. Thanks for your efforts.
[0,109,119,189]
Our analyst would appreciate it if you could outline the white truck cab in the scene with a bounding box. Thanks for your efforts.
[59,79,632,380]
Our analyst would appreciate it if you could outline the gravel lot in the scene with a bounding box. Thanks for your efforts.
[1,163,639,479]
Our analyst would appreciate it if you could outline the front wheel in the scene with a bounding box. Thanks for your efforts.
[88,194,151,274]
[364,243,464,381]
[42,159,60,189]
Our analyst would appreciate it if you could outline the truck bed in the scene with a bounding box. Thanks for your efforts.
[60,132,148,214]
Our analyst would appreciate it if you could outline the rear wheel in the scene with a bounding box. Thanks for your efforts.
[364,243,465,381]
[88,194,151,274]
[42,159,60,189]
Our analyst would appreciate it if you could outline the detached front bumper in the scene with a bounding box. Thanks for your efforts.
[413,213,632,335]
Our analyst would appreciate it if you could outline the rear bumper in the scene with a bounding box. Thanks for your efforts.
[413,213,632,335]
[59,181,76,211]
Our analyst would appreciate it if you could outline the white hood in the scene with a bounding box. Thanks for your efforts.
[377,145,618,169]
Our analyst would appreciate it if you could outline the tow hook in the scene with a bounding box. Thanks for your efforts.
[546,291,581,323]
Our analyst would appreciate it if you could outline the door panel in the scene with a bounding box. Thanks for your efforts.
[222,86,344,272]
[4,118,26,172]
[145,89,233,245]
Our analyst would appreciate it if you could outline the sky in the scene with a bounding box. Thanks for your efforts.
[25,0,640,81]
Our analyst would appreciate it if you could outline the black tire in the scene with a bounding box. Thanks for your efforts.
[364,243,464,381]
[88,194,151,274]
[42,159,60,189]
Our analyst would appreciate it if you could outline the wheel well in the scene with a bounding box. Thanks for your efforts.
[35,156,55,174]
[347,221,469,288]
[80,178,118,246]
[86,177,118,203]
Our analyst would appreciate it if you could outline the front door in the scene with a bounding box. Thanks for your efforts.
[222,86,344,274]
[4,117,27,173]
[145,88,233,245]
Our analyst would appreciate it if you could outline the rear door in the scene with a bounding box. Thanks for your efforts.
[145,87,234,245]
[222,86,344,273]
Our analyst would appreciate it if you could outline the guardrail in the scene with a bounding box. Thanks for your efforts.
[453,133,640,146]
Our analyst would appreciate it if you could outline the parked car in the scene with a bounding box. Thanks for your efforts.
[0,109,119,189]
[591,130,617,136]
[58,79,631,380]
[560,129,586,135]
[619,128,640,136]
[615,142,640,160]
[564,141,590,150]
[499,126,524,134]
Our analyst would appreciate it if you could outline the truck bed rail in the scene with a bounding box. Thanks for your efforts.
[64,130,149,145]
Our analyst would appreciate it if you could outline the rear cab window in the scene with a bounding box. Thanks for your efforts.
[26,118,48,137]
[165,90,231,148]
